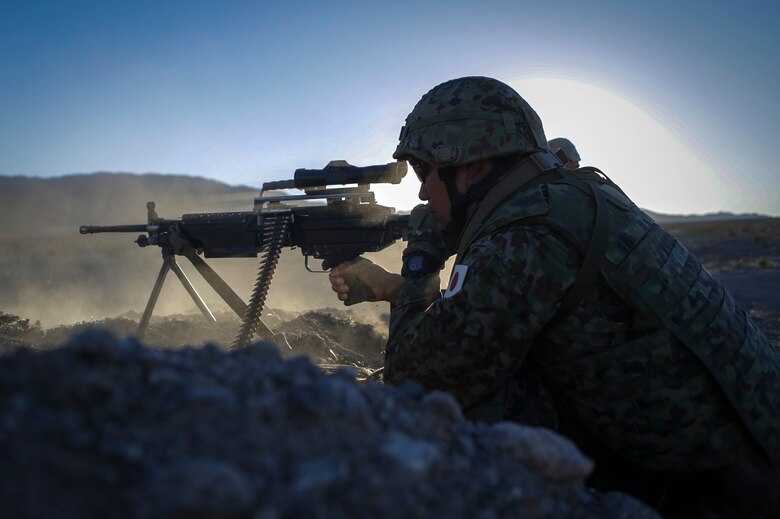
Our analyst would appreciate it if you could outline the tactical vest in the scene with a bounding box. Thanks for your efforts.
[458,164,780,467]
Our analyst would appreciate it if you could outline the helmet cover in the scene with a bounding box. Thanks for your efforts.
[393,76,548,167]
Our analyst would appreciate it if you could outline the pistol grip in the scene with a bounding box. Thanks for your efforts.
[343,272,376,306]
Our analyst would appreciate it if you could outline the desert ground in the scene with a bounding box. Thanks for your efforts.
[0,174,776,518]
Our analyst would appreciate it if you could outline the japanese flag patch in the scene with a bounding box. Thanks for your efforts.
[443,264,469,298]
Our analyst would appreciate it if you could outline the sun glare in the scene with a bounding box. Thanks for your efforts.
[374,78,728,216]
[514,78,725,215]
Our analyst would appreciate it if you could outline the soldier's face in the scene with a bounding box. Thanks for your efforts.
[417,165,453,224]
[415,159,495,224]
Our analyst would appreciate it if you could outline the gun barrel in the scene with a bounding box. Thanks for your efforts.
[79,224,150,234]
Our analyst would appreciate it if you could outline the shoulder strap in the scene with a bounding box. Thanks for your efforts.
[540,177,609,330]
[455,151,561,263]
[455,163,611,331]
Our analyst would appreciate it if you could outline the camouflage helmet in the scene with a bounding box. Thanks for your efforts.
[393,76,548,167]
[547,137,581,163]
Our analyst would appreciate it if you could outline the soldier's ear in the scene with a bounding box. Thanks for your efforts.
[467,159,493,184]
[459,159,492,191]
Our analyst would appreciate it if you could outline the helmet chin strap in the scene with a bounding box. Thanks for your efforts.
[439,157,521,235]
[438,167,469,234]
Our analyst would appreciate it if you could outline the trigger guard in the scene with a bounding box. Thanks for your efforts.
[304,255,327,273]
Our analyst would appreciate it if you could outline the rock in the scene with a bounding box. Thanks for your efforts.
[64,328,122,363]
[421,390,463,423]
[291,455,351,493]
[143,459,253,518]
[489,422,594,483]
[0,327,661,519]
[380,431,440,474]
[602,491,664,519]
[244,340,284,362]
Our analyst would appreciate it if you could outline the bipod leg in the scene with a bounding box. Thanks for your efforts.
[182,250,247,317]
[137,258,171,338]
[168,256,216,323]
[182,250,274,341]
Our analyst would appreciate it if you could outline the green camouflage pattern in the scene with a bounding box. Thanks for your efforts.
[393,77,547,166]
[385,171,780,473]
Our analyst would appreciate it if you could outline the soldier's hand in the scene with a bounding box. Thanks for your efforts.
[329,257,403,306]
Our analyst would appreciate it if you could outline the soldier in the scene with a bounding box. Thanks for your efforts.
[547,137,581,169]
[329,77,780,518]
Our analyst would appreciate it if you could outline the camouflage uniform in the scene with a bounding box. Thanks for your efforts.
[387,77,780,517]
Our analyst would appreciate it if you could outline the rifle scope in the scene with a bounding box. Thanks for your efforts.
[262,161,407,191]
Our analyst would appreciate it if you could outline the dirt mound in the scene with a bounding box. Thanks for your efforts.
[0,309,387,373]
[273,311,386,368]
[0,329,659,518]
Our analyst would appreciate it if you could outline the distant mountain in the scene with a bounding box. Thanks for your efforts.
[0,172,260,237]
[643,209,771,224]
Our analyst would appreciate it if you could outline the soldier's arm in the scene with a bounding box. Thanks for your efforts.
[384,227,579,409]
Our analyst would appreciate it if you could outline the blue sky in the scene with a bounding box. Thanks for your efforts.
[1,0,778,215]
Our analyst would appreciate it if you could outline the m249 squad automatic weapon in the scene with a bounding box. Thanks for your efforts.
[79,161,409,347]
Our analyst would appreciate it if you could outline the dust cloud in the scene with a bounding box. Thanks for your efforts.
[0,174,406,338]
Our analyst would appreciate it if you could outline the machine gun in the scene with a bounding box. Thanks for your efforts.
[79,160,409,347]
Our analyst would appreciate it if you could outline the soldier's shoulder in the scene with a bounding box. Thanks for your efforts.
[480,184,551,233]
[468,225,578,272]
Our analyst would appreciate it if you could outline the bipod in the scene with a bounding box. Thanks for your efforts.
[136,229,274,342]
